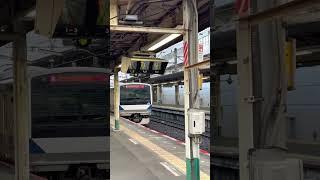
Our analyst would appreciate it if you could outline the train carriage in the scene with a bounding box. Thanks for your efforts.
[0,66,109,180]
[111,83,152,124]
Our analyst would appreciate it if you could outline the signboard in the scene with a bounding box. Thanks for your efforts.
[198,43,204,62]
[53,0,109,38]
[126,58,168,74]
[121,52,169,75]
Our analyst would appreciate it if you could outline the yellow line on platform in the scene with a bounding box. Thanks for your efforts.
[111,118,210,180]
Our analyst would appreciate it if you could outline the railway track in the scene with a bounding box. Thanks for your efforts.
[148,105,210,151]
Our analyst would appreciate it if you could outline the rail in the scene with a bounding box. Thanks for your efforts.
[150,105,210,151]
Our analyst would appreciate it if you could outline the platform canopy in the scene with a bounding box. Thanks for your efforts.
[0,0,319,78]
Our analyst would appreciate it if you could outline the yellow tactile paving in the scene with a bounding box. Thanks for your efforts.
[111,118,210,180]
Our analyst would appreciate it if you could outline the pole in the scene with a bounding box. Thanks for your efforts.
[237,19,254,180]
[210,0,222,139]
[157,85,162,104]
[237,0,288,179]
[252,0,287,150]
[114,68,120,131]
[13,23,30,180]
[236,0,253,177]
[183,0,200,179]
[175,84,180,106]
[174,48,178,73]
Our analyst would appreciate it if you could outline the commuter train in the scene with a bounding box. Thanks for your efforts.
[110,83,152,124]
[0,67,109,180]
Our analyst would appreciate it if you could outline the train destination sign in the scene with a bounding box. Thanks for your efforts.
[47,73,108,84]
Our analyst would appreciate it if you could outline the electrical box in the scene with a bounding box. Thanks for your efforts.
[188,109,206,135]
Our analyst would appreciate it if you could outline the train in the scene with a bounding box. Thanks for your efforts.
[110,83,152,124]
[0,66,109,180]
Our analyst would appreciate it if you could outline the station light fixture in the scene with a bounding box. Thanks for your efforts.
[143,25,183,52]
[147,34,181,51]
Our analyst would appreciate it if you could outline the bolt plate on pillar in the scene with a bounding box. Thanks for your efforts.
[244,96,264,103]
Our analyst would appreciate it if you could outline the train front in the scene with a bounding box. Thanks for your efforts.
[119,83,152,124]
[30,71,109,179]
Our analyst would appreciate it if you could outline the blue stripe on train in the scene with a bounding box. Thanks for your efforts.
[29,139,45,154]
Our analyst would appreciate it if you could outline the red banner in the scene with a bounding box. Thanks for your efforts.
[183,41,188,66]
[235,0,249,16]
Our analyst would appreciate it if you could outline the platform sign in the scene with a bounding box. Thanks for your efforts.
[127,58,168,74]
[198,43,204,62]
[53,0,109,38]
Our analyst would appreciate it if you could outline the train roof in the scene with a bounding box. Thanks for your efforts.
[0,66,110,84]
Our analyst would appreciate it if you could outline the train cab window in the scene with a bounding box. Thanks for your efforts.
[120,84,151,105]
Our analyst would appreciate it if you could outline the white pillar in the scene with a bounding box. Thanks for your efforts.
[183,0,201,179]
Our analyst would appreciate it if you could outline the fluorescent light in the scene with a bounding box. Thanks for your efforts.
[296,50,312,56]
[148,34,181,51]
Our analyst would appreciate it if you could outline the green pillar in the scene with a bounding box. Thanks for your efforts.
[186,158,200,180]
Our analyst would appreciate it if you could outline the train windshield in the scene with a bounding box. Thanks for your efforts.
[120,84,151,105]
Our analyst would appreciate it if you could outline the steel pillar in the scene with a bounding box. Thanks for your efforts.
[175,84,180,106]
[12,24,30,180]
[210,0,222,139]
[173,48,178,73]
[114,69,120,131]
[183,0,200,179]
[156,85,162,104]
[236,19,254,180]
[237,0,289,179]
[251,0,287,149]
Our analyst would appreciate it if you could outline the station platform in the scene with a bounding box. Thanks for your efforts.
[110,116,210,180]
